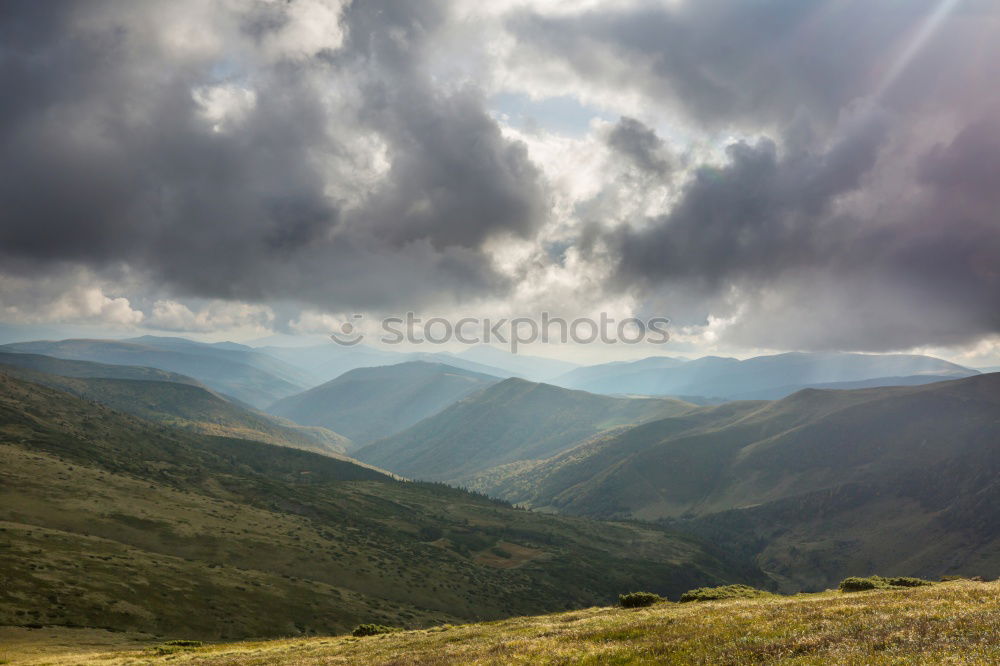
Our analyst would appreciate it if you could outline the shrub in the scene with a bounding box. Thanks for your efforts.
[839,576,935,592]
[154,640,203,655]
[839,576,884,592]
[679,584,771,603]
[352,624,397,637]
[942,574,986,582]
[619,591,662,608]
[885,576,934,588]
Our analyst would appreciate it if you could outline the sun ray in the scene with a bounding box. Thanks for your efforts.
[875,0,963,98]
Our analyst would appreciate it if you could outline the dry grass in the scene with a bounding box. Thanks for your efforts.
[3,580,998,665]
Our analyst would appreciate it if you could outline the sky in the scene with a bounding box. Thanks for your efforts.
[0,0,998,366]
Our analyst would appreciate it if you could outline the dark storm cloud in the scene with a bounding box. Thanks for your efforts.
[0,0,547,310]
[613,106,890,290]
[335,0,547,249]
[604,108,1000,350]
[503,0,1000,350]
[606,117,670,175]
[918,118,1000,204]
[355,86,546,249]
[507,0,1000,133]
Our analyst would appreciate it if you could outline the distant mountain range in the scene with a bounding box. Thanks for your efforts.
[449,345,579,382]
[0,336,978,407]
[356,378,695,484]
[258,343,576,385]
[268,362,501,447]
[724,373,982,400]
[0,336,312,407]
[474,374,1000,591]
[550,351,977,398]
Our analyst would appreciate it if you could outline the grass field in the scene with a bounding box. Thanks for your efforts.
[2,580,996,664]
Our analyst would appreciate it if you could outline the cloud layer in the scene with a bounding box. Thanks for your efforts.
[0,0,997,354]
[0,0,546,313]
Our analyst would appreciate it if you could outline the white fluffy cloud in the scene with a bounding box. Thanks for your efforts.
[0,273,143,327]
[147,300,274,334]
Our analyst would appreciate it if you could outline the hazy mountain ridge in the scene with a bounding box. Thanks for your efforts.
[725,373,982,399]
[0,338,312,408]
[0,350,205,387]
[551,356,688,390]
[552,351,977,398]
[452,345,579,382]
[255,344,513,385]
[355,377,697,484]
[268,361,502,447]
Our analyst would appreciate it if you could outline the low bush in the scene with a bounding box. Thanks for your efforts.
[679,584,771,603]
[153,640,203,656]
[885,576,934,588]
[839,577,883,592]
[352,623,398,637]
[619,591,661,608]
[839,576,935,592]
[941,574,985,582]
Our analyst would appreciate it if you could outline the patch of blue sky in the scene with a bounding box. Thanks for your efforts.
[489,92,614,136]
[209,58,245,83]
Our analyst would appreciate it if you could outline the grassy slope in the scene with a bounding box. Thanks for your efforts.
[268,362,501,446]
[0,373,745,640]
[4,581,997,665]
[356,378,696,484]
[487,375,1000,590]
[0,363,352,456]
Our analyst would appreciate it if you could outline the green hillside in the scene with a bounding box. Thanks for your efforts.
[483,374,1000,591]
[0,373,747,640]
[5,580,996,664]
[0,362,351,456]
[268,362,501,446]
[356,378,695,484]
